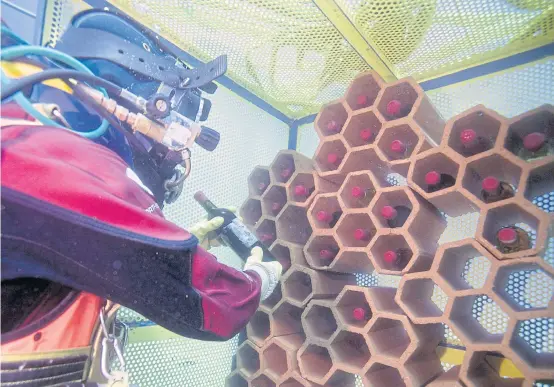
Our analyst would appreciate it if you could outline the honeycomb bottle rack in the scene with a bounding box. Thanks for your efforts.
[233,71,554,387]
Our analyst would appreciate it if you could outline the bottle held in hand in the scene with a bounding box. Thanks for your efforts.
[194,191,275,261]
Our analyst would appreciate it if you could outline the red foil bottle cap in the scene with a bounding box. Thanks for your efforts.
[390,140,406,153]
[352,307,366,321]
[319,249,334,260]
[425,171,441,186]
[381,205,397,220]
[384,250,397,263]
[523,132,546,151]
[281,168,292,179]
[354,228,369,241]
[360,129,373,141]
[327,120,339,132]
[386,100,402,116]
[482,176,500,192]
[295,185,309,197]
[272,202,282,212]
[258,182,267,191]
[498,228,518,244]
[357,95,368,107]
[460,129,477,146]
[259,233,274,242]
[327,153,340,165]
[351,186,364,198]
[317,210,332,222]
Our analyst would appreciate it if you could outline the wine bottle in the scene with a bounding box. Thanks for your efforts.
[317,210,342,228]
[425,171,456,193]
[319,247,338,263]
[496,226,531,254]
[390,139,409,159]
[257,181,268,195]
[271,202,283,215]
[327,120,341,134]
[352,307,370,322]
[481,176,515,203]
[517,132,551,162]
[194,191,275,261]
[381,205,411,228]
[280,167,293,181]
[294,184,315,199]
[459,129,491,156]
[386,99,411,119]
[383,249,410,269]
[359,128,374,142]
[327,153,342,167]
[258,232,275,245]
[353,228,371,241]
[357,94,369,108]
[351,186,374,206]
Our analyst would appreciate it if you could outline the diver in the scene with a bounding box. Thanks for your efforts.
[0,11,282,387]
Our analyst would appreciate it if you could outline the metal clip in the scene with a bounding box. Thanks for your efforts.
[99,309,128,385]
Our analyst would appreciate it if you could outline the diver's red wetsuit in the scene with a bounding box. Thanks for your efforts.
[1,105,262,343]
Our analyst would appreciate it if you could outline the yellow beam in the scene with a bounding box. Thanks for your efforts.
[436,346,524,378]
[312,0,396,82]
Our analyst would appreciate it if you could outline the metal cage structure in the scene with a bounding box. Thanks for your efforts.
[1,0,553,386]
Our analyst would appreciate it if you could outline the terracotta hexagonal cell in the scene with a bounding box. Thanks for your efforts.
[396,275,449,324]
[525,158,554,213]
[251,373,276,387]
[345,71,383,111]
[336,212,376,248]
[403,347,445,387]
[247,309,271,347]
[282,268,314,307]
[331,249,374,274]
[409,150,461,197]
[225,370,248,387]
[493,258,554,313]
[329,330,371,371]
[333,286,372,330]
[446,106,504,158]
[256,218,277,247]
[435,239,494,291]
[343,110,383,148]
[363,361,406,387]
[276,204,312,244]
[262,343,288,380]
[307,194,343,230]
[240,198,262,226]
[262,185,287,217]
[314,139,348,174]
[460,349,524,387]
[304,234,340,269]
[236,341,261,378]
[462,152,523,206]
[504,104,554,164]
[510,316,554,373]
[377,80,419,121]
[371,187,415,229]
[271,153,296,184]
[377,123,420,162]
[280,372,312,387]
[248,167,271,197]
[269,243,292,274]
[367,316,413,360]
[477,201,548,259]
[288,172,316,205]
[448,293,509,346]
[339,171,379,209]
[369,233,416,274]
[271,300,303,337]
[302,300,337,342]
[297,343,333,384]
[325,369,357,386]
[338,145,392,187]
[314,101,349,137]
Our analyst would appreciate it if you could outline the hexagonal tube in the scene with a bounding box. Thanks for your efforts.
[314,139,347,174]
[251,373,277,387]
[280,372,313,387]
[314,100,349,137]
[247,309,271,347]
[509,315,554,371]
[377,123,421,162]
[396,275,447,324]
[338,146,392,187]
[240,198,263,226]
[410,150,461,196]
[297,342,333,384]
[377,80,419,121]
[269,241,307,274]
[363,361,406,387]
[325,369,357,387]
[369,233,417,273]
[225,370,249,387]
[336,212,376,248]
[329,330,371,371]
[345,71,383,111]
[504,104,554,164]
[304,234,340,269]
[302,299,338,343]
[276,204,312,244]
[339,171,379,209]
[460,349,524,387]
[262,185,287,217]
[236,341,261,379]
[287,172,316,206]
[331,249,374,274]
[308,194,343,230]
[445,105,503,158]
[367,316,412,360]
[256,218,277,247]
[262,334,304,382]
[333,285,373,330]
[343,110,383,147]
[524,158,554,212]
[248,167,271,197]
[272,300,304,337]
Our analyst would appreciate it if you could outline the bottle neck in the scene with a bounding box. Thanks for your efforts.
[200,200,217,212]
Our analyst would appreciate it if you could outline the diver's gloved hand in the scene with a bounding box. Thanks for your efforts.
[244,247,283,301]
[188,206,239,250]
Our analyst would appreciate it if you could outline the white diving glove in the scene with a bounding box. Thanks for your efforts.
[188,206,239,250]
[244,247,283,301]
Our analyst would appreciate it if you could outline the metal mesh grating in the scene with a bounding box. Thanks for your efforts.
[431,284,449,312]
[462,256,491,289]
[336,0,554,81]
[505,269,554,310]
[518,318,554,354]
[386,173,408,187]
[472,295,509,335]
[443,324,464,347]
[106,0,371,118]
[534,191,554,213]
[438,211,480,245]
